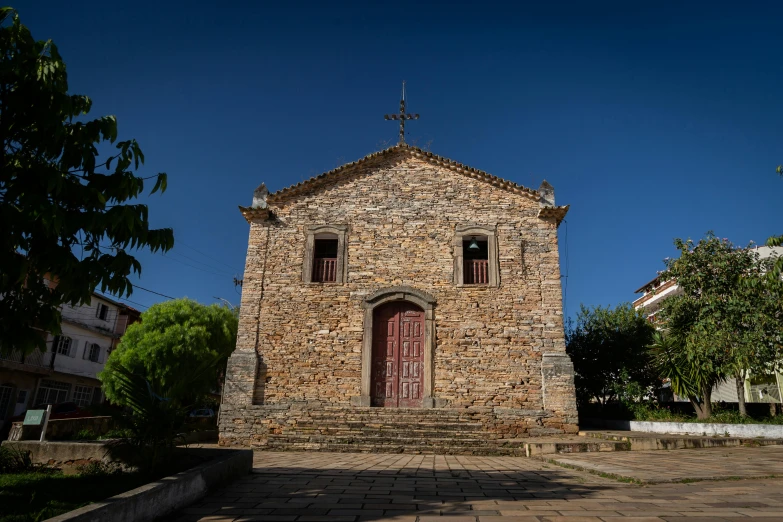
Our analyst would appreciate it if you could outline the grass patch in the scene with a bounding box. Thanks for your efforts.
[0,470,150,522]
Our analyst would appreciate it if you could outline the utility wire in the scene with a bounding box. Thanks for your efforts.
[164,250,234,276]
[177,239,242,272]
[132,284,175,300]
[158,251,233,277]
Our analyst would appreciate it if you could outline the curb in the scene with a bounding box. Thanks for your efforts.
[44,448,252,522]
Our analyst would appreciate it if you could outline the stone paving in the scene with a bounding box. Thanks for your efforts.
[169,448,783,522]
[549,445,783,483]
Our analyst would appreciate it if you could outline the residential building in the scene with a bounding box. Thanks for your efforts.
[0,293,140,432]
[633,246,783,404]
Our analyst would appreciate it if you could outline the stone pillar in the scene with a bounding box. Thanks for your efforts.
[222,220,270,406]
[541,353,578,431]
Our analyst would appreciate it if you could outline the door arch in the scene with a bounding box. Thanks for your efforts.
[371,301,425,407]
[355,286,436,408]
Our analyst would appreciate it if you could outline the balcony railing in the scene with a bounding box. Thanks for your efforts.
[0,348,47,367]
[465,259,489,285]
[313,258,337,283]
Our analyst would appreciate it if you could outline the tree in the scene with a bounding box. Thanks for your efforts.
[566,303,657,407]
[99,299,238,406]
[657,233,780,417]
[0,8,173,355]
[768,166,783,280]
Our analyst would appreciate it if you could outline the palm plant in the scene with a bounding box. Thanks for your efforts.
[648,330,724,419]
[108,353,225,474]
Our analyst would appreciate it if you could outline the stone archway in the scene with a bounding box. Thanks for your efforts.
[352,286,436,408]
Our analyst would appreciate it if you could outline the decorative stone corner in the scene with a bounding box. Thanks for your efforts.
[222,352,258,406]
[541,352,579,432]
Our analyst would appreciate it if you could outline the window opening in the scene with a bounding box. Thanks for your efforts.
[312,238,338,283]
[463,237,489,285]
[55,336,73,357]
[88,343,100,363]
[72,386,93,407]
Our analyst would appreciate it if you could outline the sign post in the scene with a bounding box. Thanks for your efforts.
[39,405,52,442]
[22,406,51,442]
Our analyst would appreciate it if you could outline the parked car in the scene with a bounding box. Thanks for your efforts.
[189,408,215,419]
[9,402,91,423]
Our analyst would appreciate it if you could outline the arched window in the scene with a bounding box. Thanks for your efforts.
[55,336,73,357]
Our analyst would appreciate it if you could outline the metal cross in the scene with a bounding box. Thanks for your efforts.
[384,81,419,145]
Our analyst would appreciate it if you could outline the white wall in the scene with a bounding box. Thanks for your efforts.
[61,295,120,334]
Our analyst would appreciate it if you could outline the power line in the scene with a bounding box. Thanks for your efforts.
[132,284,175,300]
[177,239,242,272]
[158,251,233,277]
[164,250,234,276]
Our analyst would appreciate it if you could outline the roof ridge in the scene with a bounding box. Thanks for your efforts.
[266,144,542,203]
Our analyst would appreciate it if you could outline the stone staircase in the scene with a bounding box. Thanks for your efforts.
[264,408,593,456]
[266,409,516,455]
[260,408,783,457]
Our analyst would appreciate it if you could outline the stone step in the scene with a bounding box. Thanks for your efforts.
[578,430,783,451]
[265,439,529,456]
[287,422,485,432]
[280,428,488,439]
[524,439,631,457]
[268,433,527,446]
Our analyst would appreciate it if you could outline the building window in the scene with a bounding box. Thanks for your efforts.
[0,385,12,420]
[303,225,348,284]
[88,343,101,363]
[312,237,338,282]
[55,336,73,357]
[72,385,93,407]
[35,380,70,405]
[463,237,489,285]
[96,303,109,321]
[453,225,499,287]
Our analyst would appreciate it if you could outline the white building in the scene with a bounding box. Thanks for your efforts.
[0,293,140,431]
[633,246,783,404]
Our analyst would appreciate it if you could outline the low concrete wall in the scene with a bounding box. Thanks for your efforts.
[44,448,252,522]
[2,440,117,474]
[593,419,783,438]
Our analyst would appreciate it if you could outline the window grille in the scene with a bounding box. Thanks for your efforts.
[72,385,93,407]
[35,380,70,405]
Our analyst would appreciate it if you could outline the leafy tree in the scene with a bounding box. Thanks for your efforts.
[768,166,783,280]
[657,233,781,417]
[566,303,657,407]
[0,8,173,355]
[99,299,238,406]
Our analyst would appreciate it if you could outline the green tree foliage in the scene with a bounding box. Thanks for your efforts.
[768,166,782,280]
[0,8,174,355]
[98,299,239,406]
[656,233,781,418]
[99,299,238,407]
[566,303,657,407]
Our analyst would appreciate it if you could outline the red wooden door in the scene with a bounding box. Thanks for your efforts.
[371,302,425,408]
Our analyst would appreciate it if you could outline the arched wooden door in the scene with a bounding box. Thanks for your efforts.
[371,301,425,408]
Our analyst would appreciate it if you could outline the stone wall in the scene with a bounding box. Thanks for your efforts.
[223,148,578,443]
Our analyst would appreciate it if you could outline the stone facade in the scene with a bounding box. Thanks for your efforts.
[220,144,577,448]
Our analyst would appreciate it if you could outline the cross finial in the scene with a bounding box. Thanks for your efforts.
[384,81,419,145]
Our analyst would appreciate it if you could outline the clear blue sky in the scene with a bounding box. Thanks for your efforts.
[16,1,783,317]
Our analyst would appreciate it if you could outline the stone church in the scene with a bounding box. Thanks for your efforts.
[219,143,578,452]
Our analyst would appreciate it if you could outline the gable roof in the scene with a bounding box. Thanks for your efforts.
[266,143,541,204]
[240,143,570,226]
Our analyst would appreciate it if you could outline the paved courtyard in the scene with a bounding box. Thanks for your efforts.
[170,447,783,522]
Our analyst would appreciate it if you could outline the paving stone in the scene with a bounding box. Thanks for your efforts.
[163,450,783,521]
